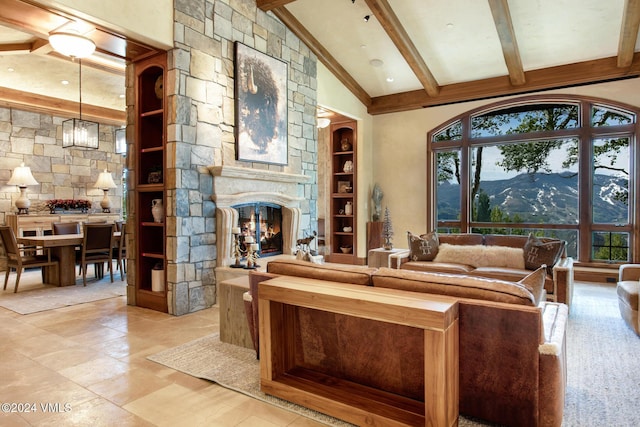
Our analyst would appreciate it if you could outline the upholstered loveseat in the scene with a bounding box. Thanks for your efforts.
[617,264,640,335]
[399,232,574,305]
[244,259,568,426]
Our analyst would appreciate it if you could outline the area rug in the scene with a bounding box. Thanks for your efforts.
[148,282,640,426]
[0,279,126,315]
[148,333,355,426]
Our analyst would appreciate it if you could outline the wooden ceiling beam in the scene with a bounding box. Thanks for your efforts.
[0,86,125,125]
[488,0,526,86]
[364,0,440,97]
[257,0,297,11]
[617,0,640,68]
[271,6,371,106]
[368,53,640,115]
[0,42,32,54]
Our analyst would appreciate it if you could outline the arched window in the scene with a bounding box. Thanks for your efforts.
[428,95,638,265]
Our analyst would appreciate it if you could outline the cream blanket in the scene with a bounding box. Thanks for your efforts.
[433,243,525,269]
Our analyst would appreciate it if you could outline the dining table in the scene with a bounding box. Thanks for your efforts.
[17,231,121,286]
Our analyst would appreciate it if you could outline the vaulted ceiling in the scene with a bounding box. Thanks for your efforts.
[1,0,640,122]
[260,0,640,114]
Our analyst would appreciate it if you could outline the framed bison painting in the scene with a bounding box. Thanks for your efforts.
[235,42,288,165]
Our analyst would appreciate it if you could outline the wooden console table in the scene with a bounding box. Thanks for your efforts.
[7,213,120,237]
[258,276,459,427]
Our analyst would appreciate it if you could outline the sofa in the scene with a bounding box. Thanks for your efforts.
[399,232,574,306]
[617,264,640,335]
[244,258,568,426]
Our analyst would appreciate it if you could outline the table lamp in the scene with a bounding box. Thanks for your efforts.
[7,162,39,214]
[94,169,117,213]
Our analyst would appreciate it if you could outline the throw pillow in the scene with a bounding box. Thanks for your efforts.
[518,265,547,305]
[523,233,564,270]
[407,231,439,261]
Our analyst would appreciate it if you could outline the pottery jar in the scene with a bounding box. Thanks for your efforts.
[151,199,164,223]
[345,201,353,215]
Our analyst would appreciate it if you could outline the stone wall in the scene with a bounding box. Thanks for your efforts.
[0,106,125,226]
[148,0,318,315]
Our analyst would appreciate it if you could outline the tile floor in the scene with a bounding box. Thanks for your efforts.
[0,270,325,427]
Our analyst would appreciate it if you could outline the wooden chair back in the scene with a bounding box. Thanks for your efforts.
[80,223,116,286]
[53,222,81,235]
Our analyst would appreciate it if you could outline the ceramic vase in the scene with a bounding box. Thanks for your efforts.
[151,199,164,223]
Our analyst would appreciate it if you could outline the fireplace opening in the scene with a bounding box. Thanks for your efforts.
[235,202,283,257]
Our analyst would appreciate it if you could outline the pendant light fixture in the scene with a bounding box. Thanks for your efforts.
[48,28,99,149]
[61,58,99,149]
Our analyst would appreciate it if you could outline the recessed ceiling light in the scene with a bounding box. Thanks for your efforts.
[386,77,394,82]
[61,80,69,85]
[446,23,454,29]
[363,15,370,22]
[7,67,14,72]
[370,59,384,67]
[119,94,125,99]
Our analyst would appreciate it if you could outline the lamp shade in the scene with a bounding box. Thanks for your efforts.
[7,163,38,187]
[94,169,117,190]
[49,30,96,58]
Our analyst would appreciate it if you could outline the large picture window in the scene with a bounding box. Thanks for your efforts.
[428,96,637,264]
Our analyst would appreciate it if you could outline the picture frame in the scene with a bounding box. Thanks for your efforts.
[234,42,288,165]
[337,181,352,193]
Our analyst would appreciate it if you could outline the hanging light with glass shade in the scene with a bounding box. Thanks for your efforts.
[49,28,99,149]
[115,127,127,154]
[61,58,99,149]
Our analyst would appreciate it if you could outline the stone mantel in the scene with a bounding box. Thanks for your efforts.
[208,165,312,185]
[209,165,310,266]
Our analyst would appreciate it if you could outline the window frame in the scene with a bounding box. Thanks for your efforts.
[427,95,640,265]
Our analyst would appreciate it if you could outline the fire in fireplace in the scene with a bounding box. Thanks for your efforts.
[235,202,283,256]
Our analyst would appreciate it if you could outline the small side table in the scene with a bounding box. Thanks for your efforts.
[219,276,253,349]
[368,247,409,268]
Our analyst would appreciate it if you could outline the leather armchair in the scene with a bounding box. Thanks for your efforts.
[617,264,640,335]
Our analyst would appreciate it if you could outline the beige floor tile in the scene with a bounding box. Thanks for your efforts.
[57,356,129,387]
[33,347,103,371]
[0,411,31,426]
[30,397,155,427]
[87,367,173,406]
[0,271,333,427]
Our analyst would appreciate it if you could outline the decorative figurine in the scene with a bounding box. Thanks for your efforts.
[382,206,394,250]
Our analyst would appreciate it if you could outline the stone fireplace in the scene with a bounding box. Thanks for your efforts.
[209,166,311,267]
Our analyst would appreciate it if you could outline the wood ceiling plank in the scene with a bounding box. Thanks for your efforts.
[488,0,526,86]
[617,0,640,68]
[368,53,640,114]
[364,0,440,97]
[271,6,371,106]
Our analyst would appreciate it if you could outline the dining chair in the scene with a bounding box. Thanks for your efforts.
[80,223,116,286]
[52,222,80,235]
[52,221,82,274]
[0,226,59,293]
[113,222,127,281]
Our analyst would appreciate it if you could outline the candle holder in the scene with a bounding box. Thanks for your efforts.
[245,242,260,269]
[230,228,245,268]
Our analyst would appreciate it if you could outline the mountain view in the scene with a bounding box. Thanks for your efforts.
[437,172,629,224]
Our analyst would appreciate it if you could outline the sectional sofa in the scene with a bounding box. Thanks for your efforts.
[399,232,574,306]
[244,259,568,426]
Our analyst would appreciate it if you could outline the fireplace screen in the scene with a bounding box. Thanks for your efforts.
[235,203,283,256]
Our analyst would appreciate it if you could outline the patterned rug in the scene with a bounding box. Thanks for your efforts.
[148,282,640,426]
